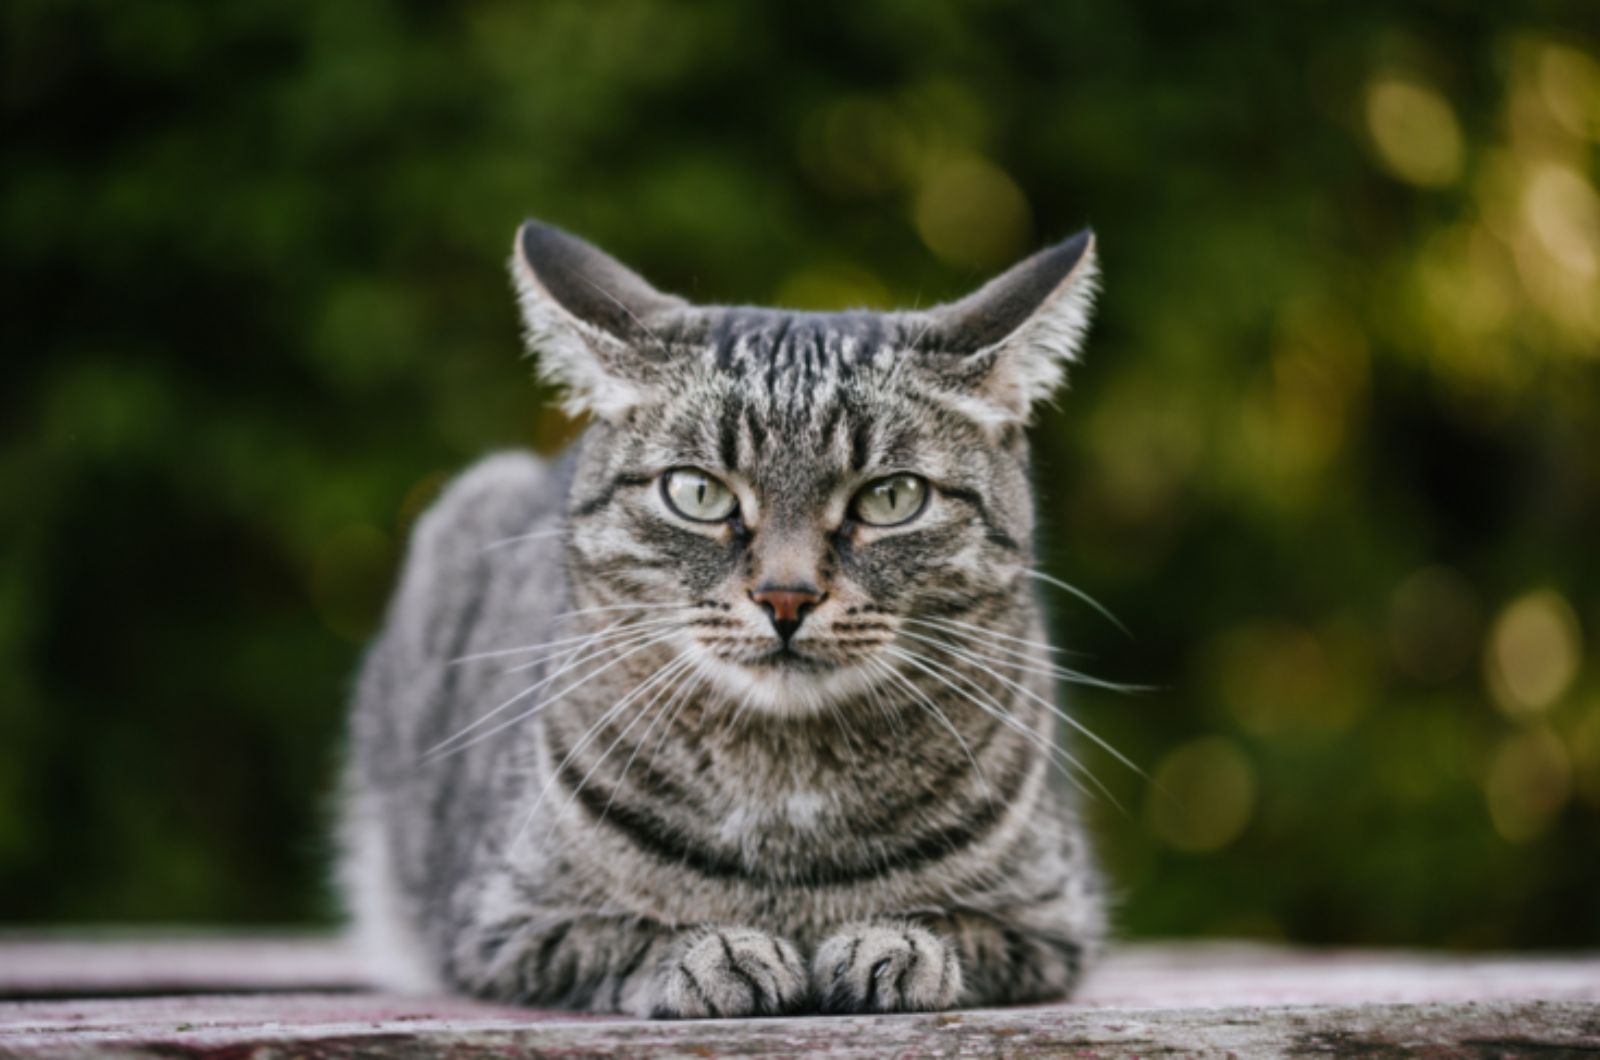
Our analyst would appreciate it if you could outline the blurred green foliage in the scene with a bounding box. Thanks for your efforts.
[3,1,1598,946]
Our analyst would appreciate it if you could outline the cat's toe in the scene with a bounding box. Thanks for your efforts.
[648,927,809,1019]
[813,922,963,1013]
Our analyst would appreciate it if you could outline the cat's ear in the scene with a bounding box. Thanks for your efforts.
[916,229,1099,428]
[510,220,687,421]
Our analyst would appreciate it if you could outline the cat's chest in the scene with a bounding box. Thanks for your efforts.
[697,738,875,844]
[713,787,831,845]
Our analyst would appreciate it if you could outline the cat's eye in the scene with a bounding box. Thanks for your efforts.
[661,467,738,523]
[851,474,928,527]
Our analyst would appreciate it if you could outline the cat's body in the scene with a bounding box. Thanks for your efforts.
[339,222,1107,1018]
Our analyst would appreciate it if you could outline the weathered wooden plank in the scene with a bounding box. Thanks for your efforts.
[1,996,1597,1058]
[5,936,1600,1007]
[1,937,1597,1057]
[0,935,368,999]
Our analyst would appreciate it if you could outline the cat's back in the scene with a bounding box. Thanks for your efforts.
[402,449,567,629]
[342,448,570,989]
[350,448,571,780]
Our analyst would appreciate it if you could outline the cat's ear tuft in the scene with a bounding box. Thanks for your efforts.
[510,220,686,421]
[918,229,1099,427]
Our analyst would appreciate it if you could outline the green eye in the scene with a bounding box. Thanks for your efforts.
[661,468,738,522]
[851,474,928,527]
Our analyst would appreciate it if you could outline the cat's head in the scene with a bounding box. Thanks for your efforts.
[512,220,1097,716]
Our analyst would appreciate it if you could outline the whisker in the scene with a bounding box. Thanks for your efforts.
[824,692,865,757]
[860,661,906,738]
[519,652,695,847]
[480,528,569,552]
[450,615,664,665]
[901,631,1150,782]
[934,634,1152,784]
[867,657,992,802]
[729,682,761,728]
[542,653,698,844]
[910,616,1072,657]
[501,617,686,673]
[530,618,642,702]
[883,645,1119,808]
[1025,567,1131,639]
[554,602,699,620]
[899,627,1151,694]
[601,658,707,827]
[651,660,709,761]
[422,628,681,761]
[430,622,673,754]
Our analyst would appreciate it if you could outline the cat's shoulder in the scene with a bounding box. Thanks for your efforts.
[409,449,568,561]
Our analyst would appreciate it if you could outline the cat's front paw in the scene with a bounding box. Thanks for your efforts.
[813,922,963,1013]
[648,927,809,1019]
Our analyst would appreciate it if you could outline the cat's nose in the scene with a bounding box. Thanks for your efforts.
[750,584,826,644]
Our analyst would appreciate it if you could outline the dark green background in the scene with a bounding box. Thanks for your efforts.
[5,1,1599,947]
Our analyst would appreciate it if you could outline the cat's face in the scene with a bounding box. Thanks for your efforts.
[514,222,1097,716]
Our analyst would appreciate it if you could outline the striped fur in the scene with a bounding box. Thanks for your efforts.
[338,221,1106,1017]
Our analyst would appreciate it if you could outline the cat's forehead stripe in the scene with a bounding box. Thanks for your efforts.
[667,309,908,392]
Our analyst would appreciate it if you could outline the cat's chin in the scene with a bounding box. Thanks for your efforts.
[694,648,883,720]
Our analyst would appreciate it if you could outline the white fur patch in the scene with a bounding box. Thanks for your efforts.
[691,645,887,718]
[340,809,441,994]
[783,790,827,828]
[718,804,755,845]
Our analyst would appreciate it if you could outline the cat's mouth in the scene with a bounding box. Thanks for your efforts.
[750,645,833,672]
[694,639,884,718]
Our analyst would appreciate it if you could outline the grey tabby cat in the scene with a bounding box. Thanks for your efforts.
[338,219,1107,1018]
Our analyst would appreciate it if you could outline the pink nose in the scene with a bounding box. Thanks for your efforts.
[750,585,825,642]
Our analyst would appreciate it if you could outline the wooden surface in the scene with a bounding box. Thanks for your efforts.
[1,935,1597,1057]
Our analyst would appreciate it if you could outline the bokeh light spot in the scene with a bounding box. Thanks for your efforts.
[1210,621,1365,736]
[1414,224,1520,377]
[797,96,917,197]
[1523,163,1600,277]
[1365,74,1464,187]
[1537,44,1600,141]
[1485,589,1583,716]
[912,155,1032,268]
[1146,737,1256,853]
[1485,725,1572,842]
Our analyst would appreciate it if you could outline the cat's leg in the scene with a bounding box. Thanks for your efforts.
[810,920,963,1014]
[455,913,809,1018]
[645,926,810,1019]
[451,911,667,1013]
[811,913,1086,1012]
[917,910,1088,1006]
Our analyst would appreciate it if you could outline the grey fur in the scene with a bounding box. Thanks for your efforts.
[338,220,1106,1018]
